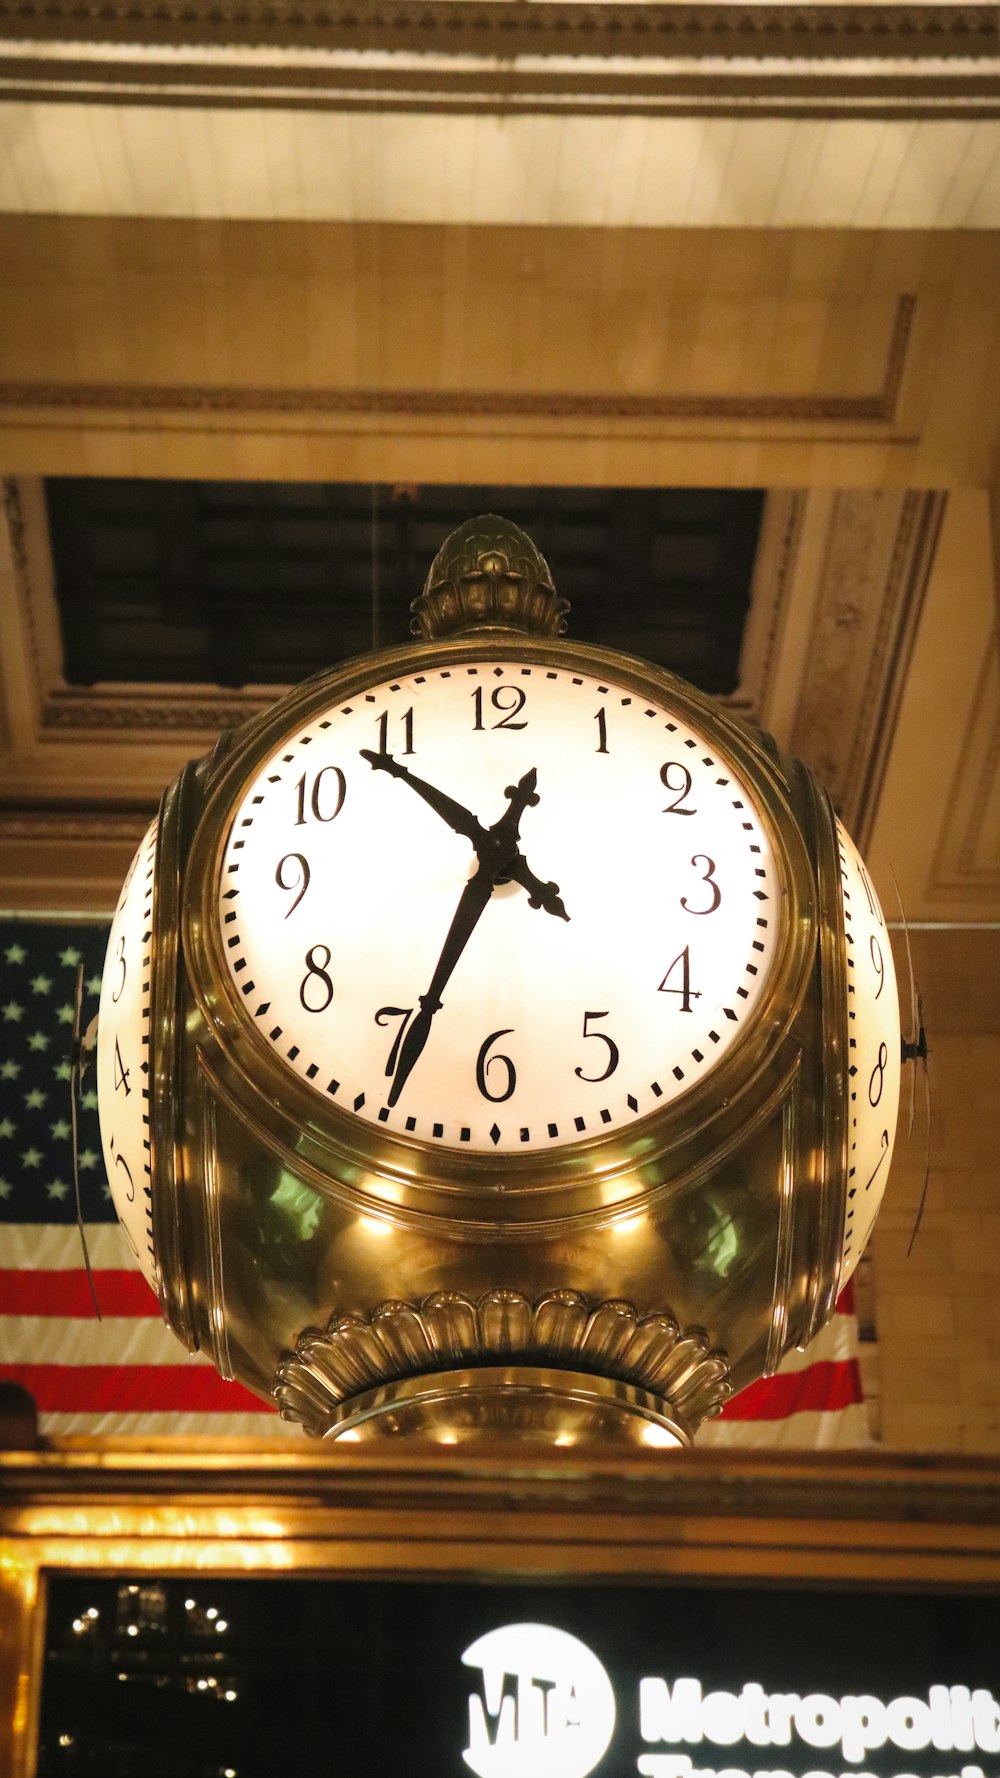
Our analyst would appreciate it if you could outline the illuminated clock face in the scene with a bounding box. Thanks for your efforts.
[836,818,900,1283]
[217,659,781,1154]
[97,819,158,1287]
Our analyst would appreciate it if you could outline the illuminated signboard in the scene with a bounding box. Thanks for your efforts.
[39,1579,1000,1778]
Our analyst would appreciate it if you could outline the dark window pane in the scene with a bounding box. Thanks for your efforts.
[46,479,763,694]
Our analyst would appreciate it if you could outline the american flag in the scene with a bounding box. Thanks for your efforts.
[1,919,868,1445]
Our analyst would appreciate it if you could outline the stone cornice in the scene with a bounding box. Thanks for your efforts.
[0,3,995,57]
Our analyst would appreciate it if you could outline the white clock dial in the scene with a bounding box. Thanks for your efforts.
[218,660,781,1153]
[836,818,900,1284]
[97,819,158,1288]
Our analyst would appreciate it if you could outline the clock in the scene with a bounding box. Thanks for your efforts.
[213,656,784,1155]
[96,817,158,1288]
[97,515,901,1445]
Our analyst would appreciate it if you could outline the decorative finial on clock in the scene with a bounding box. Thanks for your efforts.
[410,514,570,640]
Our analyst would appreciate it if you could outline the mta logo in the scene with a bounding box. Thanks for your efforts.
[462,1623,616,1778]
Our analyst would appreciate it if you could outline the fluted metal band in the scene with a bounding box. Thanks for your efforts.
[275,1287,731,1437]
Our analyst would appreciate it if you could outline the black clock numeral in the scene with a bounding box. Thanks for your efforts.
[864,1128,890,1193]
[574,1010,619,1083]
[115,1149,135,1204]
[476,1028,517,1103]
[869,1041,888,1107]
[299,944,334,1014]
[661,762,696,815]
[294,766,345,826]
[472,683,528,731]
[681,854,721,916]
[857,859,884,926]
[113,1036,131,1096]
[276,851,311,916]
[658,945,700,1012]
[375,1005,414,1077]
[111,934,126,1003]
[870,933,885,1000]
[594,708,609,754]
[376,707,415,755]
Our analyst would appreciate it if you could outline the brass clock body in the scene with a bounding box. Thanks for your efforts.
[99,519,899,1446]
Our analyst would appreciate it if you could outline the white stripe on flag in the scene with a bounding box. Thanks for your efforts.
[4,1223,140,1269]
[1,1317,209,1366]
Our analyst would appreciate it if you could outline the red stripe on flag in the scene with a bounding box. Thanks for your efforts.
[0,1269,161,1318]
[1,1364,274,1414]
[719,1359,863,1422]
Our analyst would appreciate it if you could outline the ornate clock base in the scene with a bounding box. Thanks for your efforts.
[273,1288,732,1446]
[316,1367,693,1448]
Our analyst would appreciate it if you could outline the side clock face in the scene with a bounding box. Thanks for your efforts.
[217,659,782,1154]
[97,819,158,1287]
[836,818,900,1283]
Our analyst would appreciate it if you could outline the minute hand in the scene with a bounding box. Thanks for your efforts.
[386,768,541,1108]
[386,867,494,1108]
[360,749,568,921]
[359,750,485,849]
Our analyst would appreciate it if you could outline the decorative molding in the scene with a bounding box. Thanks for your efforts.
[929,632,1000,901]
[2,61,998,120]
[0,808,151,841]
[0,296,916,432]
[0,6,996,115]
[726,490,806,728]
[0,2,995,56]
[39,688,272,733]
[275,1288,732,1436]
[788,490,946,848]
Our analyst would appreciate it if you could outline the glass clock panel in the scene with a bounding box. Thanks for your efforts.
[97,819,158,1287]
[218,662,781,1153]
[836,818,900,1284]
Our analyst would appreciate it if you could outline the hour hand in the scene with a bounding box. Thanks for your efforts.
[359,749,483,847]
[505,853,569,921]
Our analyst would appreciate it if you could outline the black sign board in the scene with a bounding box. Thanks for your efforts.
[38,1576,1000,1778]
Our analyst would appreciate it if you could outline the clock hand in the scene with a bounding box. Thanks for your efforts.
[360,749,570,922]
[386,865,494,1108]
[504,854,569,921]
[386,768,542,1108]
[359,749,484,848]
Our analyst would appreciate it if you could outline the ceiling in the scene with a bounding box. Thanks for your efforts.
[0,2,995,943]
[0,3,998,229]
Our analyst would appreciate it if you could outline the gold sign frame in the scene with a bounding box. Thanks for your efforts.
[3,1445,1000,1778]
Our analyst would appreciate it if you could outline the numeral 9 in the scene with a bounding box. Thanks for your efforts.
[276,852,311,916]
